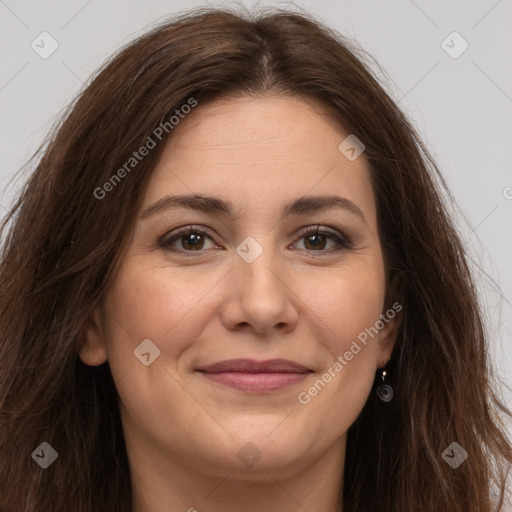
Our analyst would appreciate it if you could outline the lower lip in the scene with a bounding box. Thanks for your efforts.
[200,371,310,392]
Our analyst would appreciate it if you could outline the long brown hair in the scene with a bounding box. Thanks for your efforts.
[0,6,510,512]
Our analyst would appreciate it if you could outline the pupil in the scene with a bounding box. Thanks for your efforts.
[179,232,328,251]
[307,234,325,249]
[184,233,202,249]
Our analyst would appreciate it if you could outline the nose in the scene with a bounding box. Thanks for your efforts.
[219,245,299,336]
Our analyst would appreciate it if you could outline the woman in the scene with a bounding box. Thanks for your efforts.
[0,6,510,512]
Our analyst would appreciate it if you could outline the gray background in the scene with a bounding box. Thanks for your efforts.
[1,0,511,415]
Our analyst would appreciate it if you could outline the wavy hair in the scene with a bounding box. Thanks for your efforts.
[0,5,511,512]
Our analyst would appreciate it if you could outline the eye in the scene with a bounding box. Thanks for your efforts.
[159,224,353,256]
[292,225,353,253]
[160,226,219,253]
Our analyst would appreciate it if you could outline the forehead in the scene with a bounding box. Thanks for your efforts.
[142,94,376,224]
[166,94,349,158]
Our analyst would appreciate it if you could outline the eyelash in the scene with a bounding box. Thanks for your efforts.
[159,224,353,257]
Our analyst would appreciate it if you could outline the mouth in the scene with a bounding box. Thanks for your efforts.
[196,358,314,393]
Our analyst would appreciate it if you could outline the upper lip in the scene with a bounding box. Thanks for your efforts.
[198,358,312,373]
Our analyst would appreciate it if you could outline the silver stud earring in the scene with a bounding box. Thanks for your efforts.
[376,366,394,402]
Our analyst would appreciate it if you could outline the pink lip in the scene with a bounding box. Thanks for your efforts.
[197,358,313,393]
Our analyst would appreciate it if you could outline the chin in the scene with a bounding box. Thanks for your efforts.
[201,423,316,474]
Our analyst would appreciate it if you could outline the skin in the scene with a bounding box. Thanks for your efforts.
[80,94,401,512]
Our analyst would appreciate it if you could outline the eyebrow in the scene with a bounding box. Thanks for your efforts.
[140,193,367,223]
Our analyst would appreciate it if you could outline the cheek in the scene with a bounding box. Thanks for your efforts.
[301,256,385,399]
[311,257,386,353]
[100,262,217,438]
[297,270,384,415]
[102,260,218,375]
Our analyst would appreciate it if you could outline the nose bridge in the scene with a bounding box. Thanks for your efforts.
[220,233,298,334]
[235,234,285,297]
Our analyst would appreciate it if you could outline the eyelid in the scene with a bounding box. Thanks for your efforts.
[159,225,219,255]
[293,224,353,251]
[159,224,354,255]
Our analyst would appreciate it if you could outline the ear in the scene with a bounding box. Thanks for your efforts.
[377,272,403,368]
[78,305,108,366]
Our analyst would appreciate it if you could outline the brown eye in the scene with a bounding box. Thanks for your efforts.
[160,227,218,253]
[302,232,329,250]
[294,227,353,253]
[159,225,352,256]
[176,231,206,251]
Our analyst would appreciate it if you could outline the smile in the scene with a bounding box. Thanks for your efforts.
[197,358,313,393]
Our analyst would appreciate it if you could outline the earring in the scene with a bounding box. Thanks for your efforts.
[376,366,394,402]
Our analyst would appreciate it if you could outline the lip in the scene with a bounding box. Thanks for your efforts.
[197,358,313,393]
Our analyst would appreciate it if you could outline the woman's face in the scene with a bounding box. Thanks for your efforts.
[80,94,400,480]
